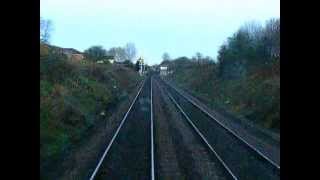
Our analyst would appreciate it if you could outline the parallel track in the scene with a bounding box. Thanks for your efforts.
[156,76,280,180]
[153,79,236,180]
[161,77,280,169]
[88,74,279,180]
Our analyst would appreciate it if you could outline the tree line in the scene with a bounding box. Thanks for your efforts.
[40,17,53,44]
[161,18,280,79]
[160,18,280,131]
[83,43,137,63]
[217,18,279,79]
[40,17,139,65]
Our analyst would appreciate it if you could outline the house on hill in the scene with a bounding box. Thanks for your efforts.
[47,45,84,61]
[61,48,84,61]
[44,44,84,61]
[62,48,81,56]
[104,56,115,64]
[159,62,173,76]
[70,53,84,62]
[160,66,168,76]
[97,56,115,64]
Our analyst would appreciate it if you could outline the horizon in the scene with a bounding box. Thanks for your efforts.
[40,0,279,65]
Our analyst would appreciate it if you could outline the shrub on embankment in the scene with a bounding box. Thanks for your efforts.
[165,18,280,133]
[40,43,141,176]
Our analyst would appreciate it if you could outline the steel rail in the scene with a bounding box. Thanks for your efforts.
[154,80,238,180]
[162,78,280,170]
[89,79,146,180]
[150,77,155,180]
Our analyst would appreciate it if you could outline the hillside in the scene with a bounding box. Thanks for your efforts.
[40,43,141,178]
[162,19,280,134]
[166,59,279,133]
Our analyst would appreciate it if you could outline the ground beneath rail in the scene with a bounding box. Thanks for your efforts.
[163,78,280,166]
[160,77,279,180]
[153,79,228,180]
[94,77,151,180]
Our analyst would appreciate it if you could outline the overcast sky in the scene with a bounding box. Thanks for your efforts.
[40,0,279,65]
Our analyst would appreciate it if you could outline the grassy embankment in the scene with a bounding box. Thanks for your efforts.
[40,43,141,176]
[165,19,280,133]
[166,58,279,133]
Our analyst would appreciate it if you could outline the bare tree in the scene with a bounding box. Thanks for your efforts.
[40,17,53,44]
[241,21,264,42]
[195,52,203,60]
[162,52,170,62]
[108,47,127,62]
[124,43,137,62]
[264,18,280,59]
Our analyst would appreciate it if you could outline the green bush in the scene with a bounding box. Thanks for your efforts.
[40,45,140,174]
[166,18,280,132]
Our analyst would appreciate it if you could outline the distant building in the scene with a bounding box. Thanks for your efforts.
[61,48,84,61]
[96,56,115,64]
[160,66,168,76]
[44,45,84,61]
[103,55,115,64]
[61,48,82,58]
[70,54,84,62]
[97,60,104,64]
[105,56,115,64]
[109,59,115,64]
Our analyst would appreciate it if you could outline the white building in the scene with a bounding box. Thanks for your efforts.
[97,56,115,64]
[103,55,115,64]
[160,66,168,76]
[97,60,104,64]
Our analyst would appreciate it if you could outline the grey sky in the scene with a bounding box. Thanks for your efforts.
[40,0,279,65]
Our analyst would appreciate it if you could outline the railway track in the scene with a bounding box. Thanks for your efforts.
[162,77,280,165]
[89,76,155,180]
[88,74,280,180]
[155,76,280,180]
[153,78,233,180]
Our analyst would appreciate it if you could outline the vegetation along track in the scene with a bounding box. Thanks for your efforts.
[155,76,280,180]
[89,75,155,180]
